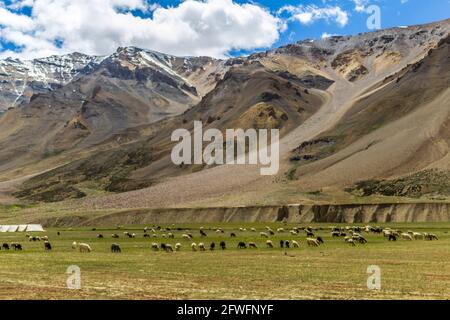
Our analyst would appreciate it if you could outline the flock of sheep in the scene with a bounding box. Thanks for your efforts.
[0,224,440,254]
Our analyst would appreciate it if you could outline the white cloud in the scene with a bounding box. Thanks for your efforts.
[351,0,368,12]
[0,0,283,59]
[279,5,349,27]
[321,32,339,39]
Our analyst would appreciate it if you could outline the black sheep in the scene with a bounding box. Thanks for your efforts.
[111,244,121,253]
[280,240,284,248]
[220,241,226,250]
[230,233,236,237]
[44,242,52,251]
[316,237,324,244]
[388,234,397,241]
[2,243,9,250]
[237,242,247,249]
[285,241,290,248]
[210,242,215,250]
[200,230,207,237]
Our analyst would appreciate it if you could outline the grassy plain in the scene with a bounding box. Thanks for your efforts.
[1,222,450,299]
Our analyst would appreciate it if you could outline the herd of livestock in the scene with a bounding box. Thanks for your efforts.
[0,224,440,254]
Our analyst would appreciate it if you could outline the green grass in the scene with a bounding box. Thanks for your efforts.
[1,222,450,300]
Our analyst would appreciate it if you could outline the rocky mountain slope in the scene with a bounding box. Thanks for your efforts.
[0,18,449,208]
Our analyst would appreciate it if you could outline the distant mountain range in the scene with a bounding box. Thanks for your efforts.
[0,18,449,208]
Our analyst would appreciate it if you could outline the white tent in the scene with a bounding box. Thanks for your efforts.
[0,224,45,232]
[7,225,19,232]
[25,224,45,232]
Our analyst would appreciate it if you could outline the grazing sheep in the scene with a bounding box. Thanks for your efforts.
[216,228,224,233]
[164,244,173,252]
[72,241,77,249]
[285,241,290,248]
[200,230,207,237]
[266,240,274,248]
[220,241,226,250]
[57,232,61,236]
[279,240,284,248]
[210,242,215,251]
[331,231,340,237]
[160,243,167,251]
[290,230,298,235]
[249,242,258,249]
[44,241,52,251]
[168,233,175,239]
[413,232,424,240]
[191,243,198,252]
[11,243,23,251]
[111,243,121,253]
[41,236,49,241]
[237,242,247,249]
[425,233,439,241]
[306,238,320,247]
[78,243,92,253]
[112,234,119,238]
[2,243,10,250]
[250,228,257,232]
[143,234,150,238]
[277,228,285,233]
[97,234,104,239]
[230,233,236,237]
[292,240,300,248]
[175,243,182,251]
[151,243,159,251]
[198,243,206,251]
[346,238,356,246]
[306,231,315,237]
[182,234,192,240]
[269,230,275,236]
[401,233,413,241]
[260,232,269,238]
[239,228,246,232]
[316,237,324,244]
[388,234,397,241]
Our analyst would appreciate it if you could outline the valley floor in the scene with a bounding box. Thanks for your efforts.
[0,222,449,300]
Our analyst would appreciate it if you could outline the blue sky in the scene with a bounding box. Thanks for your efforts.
[0,0,449,59]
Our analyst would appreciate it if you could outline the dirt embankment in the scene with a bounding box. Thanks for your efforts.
[36,203,450,227]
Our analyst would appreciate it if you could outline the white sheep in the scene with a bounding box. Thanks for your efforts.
[401,233,413,241]
[413,232,423,240]
[277,228,285,233]
[292,240,300,248]
[266,240,274,248]
[78,243,92,253]
[151,243,159,251]
[175,243,182,251]
[182,234,191,240]
[249,242,258,249]
[198,243,206,251]
[306,238,320,247]
[191,243,198,252]
[250,228,257,232]
[260,232,269,238]
[72,241,77,250]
